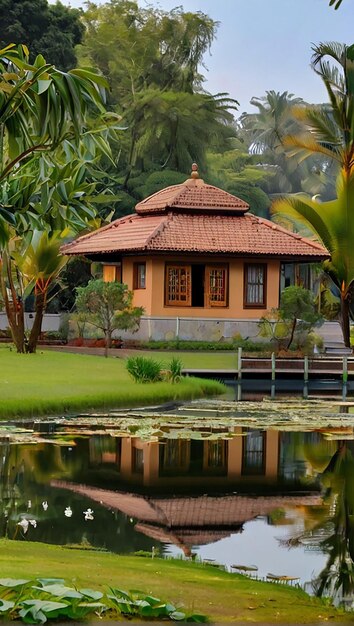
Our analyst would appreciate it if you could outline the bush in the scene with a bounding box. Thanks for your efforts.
[167,357,183,383]
[126,356,162,383]
[137,339,270,352]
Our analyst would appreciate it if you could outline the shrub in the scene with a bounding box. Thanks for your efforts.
[126,356,162,383]
[167,357,183,383]
[137,339,271,352]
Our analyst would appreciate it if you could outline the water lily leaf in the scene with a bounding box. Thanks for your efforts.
[108,588,131,600]
[19,599,69,624]
[79,588,103,600]
[169,610,187,620]
[231,564,258,572]
[36,579,65,586]
[34,584,82,599]
[0,599,15,611]
[143,595,166,606]
[78,601,107,609]
[0,578,30,587]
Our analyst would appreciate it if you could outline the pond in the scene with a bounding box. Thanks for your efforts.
[1,398,354,605]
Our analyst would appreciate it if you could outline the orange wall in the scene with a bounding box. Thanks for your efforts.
[103,255,280,318]
[122,257,152,314]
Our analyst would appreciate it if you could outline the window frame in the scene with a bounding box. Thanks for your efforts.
[133,262,146,290]
[243,262,267,309]
[165,264,191,307]
[205,264,228,308]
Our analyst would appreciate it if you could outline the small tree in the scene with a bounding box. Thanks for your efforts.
[279,286,322,349]
[75,279,143,357]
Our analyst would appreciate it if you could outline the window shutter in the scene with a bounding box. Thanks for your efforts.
[165,265,191,306]
[206,265,228,307]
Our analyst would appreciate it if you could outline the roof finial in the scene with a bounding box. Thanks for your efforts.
[190,162,199,179]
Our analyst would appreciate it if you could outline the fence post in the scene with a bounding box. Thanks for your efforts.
[236,347,242,401]
[271,352,276,399]
[343,355,348,401]
[303,356,309,399]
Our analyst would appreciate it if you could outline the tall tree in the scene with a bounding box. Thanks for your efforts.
[239,90,335,198]
[273,42,354,347]
[0,0,84,71]
[78,1,237,186]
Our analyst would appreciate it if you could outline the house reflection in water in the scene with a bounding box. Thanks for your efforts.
[86,428,314,488]
[54,428,328,556]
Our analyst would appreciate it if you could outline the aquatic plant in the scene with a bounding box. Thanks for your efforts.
[0,578,207,624]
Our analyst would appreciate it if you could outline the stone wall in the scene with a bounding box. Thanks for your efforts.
[0,312,61,332]
[117,316,264,342]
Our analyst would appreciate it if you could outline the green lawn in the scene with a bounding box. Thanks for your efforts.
[0,539,350,623]
[0,347,224,418]
[125,349,239,370]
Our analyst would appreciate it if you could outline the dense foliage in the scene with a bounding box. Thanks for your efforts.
[273,43,354,346]
[0,44,117,352]
[0,0,84,70]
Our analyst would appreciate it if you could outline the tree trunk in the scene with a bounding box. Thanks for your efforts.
[286,317,297,349]
[0,263,25,352]
[340,293,351,348]
[27,291,46,353]
[104,329,112,358]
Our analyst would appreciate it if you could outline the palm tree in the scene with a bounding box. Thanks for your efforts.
[273,42,354,347]
[273,173,354,346]
[240,91,332,197]
[1,230,68,353]
[128,89,237,175]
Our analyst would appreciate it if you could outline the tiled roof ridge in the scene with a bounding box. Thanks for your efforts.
[247,213,327,253]
[135,179,249,214]
[136,184,184,210]
[143,214,170,248]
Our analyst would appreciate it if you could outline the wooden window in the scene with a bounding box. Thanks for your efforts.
[132,447,144,474]
[244,263,267,308]
[133,262,146,289]
[242,429,266,476]
[206,265,228,307]
[165,265,191,306]
[103,264,121,283]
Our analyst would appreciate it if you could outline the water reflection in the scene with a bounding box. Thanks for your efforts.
[1,404,354,605]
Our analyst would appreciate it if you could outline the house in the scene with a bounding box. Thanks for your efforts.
[62,165,329,341]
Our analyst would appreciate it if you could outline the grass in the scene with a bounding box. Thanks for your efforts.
[0,539,351,623]
[0,347,225,418]
[124,349,239,370]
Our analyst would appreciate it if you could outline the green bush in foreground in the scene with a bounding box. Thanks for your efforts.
[168,357,183,383]
[0,578,207,623]
[126,356,162,382]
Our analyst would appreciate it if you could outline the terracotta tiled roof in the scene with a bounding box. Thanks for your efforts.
[62,211,329,260]
[135,178,249,214]
[61,214,166,255]
[52,481,321,530]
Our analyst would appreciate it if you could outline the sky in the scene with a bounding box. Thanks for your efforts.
[54,0,354,113]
